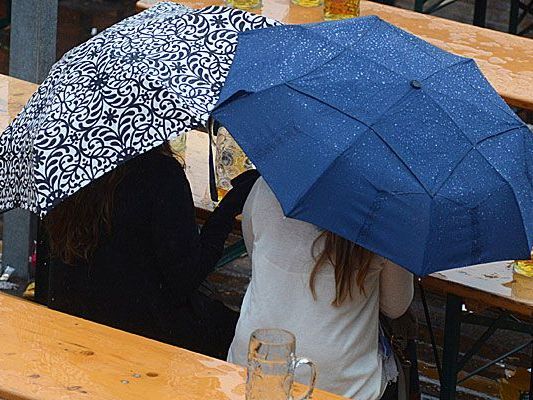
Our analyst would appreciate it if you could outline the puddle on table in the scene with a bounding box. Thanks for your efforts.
[197,358,246,398]
[165,351,246,400]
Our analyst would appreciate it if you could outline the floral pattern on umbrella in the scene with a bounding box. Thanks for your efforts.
[0,2,279,216]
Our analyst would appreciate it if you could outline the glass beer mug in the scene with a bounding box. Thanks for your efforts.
[512,248,533,278]
[169,133,187,162]
[208,117,254,201]
[247,329,317,400]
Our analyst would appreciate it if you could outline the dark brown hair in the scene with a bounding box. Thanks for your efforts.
[310,231,373,307]
[44,143,178,265]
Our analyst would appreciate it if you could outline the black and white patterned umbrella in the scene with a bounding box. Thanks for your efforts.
[0,2,278,216]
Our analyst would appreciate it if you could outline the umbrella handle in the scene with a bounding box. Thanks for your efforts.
[207,117,219,202]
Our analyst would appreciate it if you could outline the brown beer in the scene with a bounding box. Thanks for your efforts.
[292,0,323,7]
[324,0,360,20]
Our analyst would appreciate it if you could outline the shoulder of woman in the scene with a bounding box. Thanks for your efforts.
[137,152,186,182]
[370,254,396,270]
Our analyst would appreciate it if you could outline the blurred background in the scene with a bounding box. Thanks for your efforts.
[0,0,530,77]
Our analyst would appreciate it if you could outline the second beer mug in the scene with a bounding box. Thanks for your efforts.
[226,0,262,10]
[213,124,254,201]
[324,0,360,20]
[292,0,324,8]
[247,329,317,400]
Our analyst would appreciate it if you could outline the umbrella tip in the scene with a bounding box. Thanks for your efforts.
[410,80,422,89]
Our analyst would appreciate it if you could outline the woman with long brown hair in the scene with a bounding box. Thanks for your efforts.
[228,178,414,400]
[36,142,259,359]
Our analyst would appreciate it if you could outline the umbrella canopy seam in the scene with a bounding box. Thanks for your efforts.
[427,72,522,123]
[216,17,379,107]
[420,57,472,84]
[283,81,433,196]
[476,145,531,249]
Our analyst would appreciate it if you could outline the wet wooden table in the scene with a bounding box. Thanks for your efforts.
[422,262,533,400]
[0,292,346,400]
[137,0,533,111]
[423,261,533,318]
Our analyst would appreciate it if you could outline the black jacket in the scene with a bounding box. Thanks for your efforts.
[36,151,241,356]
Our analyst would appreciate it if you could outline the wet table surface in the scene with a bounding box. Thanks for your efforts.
[137,0,533,110]
[0,293,346,400]
[422,261,533,318]
[0,74,39,131]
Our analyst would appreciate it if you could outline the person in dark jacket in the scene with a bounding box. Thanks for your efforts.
[36,142,257,359]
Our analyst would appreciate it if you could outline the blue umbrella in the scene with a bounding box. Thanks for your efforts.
[211,16,533,276]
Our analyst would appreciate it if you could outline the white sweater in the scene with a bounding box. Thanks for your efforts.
[228,178,414,400]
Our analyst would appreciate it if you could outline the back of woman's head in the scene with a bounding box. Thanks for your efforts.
[310,231,373,307]
[44,143,177,265]
[44,165,127,265]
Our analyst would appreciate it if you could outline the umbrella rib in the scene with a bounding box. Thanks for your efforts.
[282,17,383,83]
[474,147,531,250]
[220,18,409,109]
[383,21,461,74]
[421,58,520,134]
[476,126,526,145]
[428,89,480,137]
[426,70,523,123]
[420,198,436,276]
[421,58,472,83]
[286,128,430,218]
[297,20,410,81]
[286,129,371,215]
[366,125,432,195]
[285,82,433,197]
[431,147,475,195]
[424,87,525,188]
[299,16,381,50]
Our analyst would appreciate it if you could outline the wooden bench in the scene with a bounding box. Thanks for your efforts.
[0,292,347,400]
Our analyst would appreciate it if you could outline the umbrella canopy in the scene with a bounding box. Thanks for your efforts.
[0,2,278,216]
[211,16,533,275]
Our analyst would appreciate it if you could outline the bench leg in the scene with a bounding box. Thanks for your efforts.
[414,0,425,13]
[473,0,487,26]
[509,0,520,33]
[440,294,462,400]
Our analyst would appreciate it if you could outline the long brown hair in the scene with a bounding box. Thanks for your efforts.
[310,231,373,307]
[44,143,178,265]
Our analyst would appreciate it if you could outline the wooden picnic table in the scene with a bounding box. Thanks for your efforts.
[136,0,533,111]
[421,262,533,399]
[423,261,533,319]
[0,292,346,400]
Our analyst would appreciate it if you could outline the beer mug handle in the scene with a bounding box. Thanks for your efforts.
[293,358,317,400]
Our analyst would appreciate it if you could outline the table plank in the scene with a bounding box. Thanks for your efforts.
[136,0,533,111]
[0,293,346,400]
[422,261,533,318]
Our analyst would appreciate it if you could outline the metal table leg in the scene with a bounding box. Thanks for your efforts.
[509,0,520,33]
[530,342,533,397]
[414,0,425,12]
[440,294,463,400]
[473,0,488,26]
